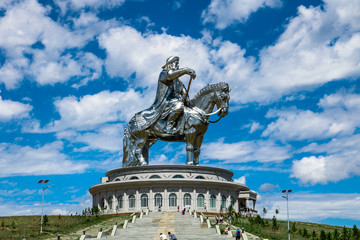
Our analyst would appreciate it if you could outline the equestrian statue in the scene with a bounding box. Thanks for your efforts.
[123,56,230,167]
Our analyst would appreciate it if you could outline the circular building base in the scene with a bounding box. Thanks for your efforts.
[89,165,257,214]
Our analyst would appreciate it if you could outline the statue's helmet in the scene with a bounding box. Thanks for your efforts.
[162,56,179,69]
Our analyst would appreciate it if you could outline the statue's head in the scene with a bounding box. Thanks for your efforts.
[162,56,179,70]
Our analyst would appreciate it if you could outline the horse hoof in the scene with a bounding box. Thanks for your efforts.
[186,162,193,165]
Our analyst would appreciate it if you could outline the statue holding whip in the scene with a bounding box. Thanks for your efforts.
[123,56,230,167]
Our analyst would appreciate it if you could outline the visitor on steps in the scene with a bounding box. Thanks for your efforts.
[168,231,177,240]
[160,233,167,240]
[235,228,242,240]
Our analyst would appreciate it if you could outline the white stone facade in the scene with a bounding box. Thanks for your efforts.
[89,165,257,214]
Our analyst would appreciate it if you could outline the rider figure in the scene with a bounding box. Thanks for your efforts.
[132,56,196,135]
[159,56,196,133]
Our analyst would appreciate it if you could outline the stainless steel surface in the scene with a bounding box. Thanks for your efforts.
[123,57,230,167]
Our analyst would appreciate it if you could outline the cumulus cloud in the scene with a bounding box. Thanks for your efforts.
[291,134,360,185]
[260,192,360,222]
[202,138,291,163]
[263,92,360,141]
[0,141,88,177]
[259,183,279,192]
[234,175,246,184]
[0,192,92,216]
[30,90,146,132]
[0,0,108,88]
[0,96,32,121]
[55,0,126,12]
[202,0,282,29]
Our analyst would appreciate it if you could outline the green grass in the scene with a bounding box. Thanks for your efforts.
[0,214,128,240]
[207,214,359,240]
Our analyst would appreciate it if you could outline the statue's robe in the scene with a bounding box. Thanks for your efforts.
[131,69,187,133]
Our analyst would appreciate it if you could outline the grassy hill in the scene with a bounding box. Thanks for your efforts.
[0,213,127,240]
[1,212,359,240]
[212,213,359,240]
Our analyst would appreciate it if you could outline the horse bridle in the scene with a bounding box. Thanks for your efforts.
[205,91,228,123]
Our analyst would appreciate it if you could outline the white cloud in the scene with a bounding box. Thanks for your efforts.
[33,90,146,132]
[263,92,360,141]
[0,192,92,216]
[202,138,291,163]
[259,183,279,192]
[0,0,108,88]
[234,175,246,184]
[55,0,125,12]
[255,1,360,102]
[0,96,32,121]
[291,134,360,185]
[72,124,124,152]
[202,0,282,29]
[249,122,263,133]
[260,192,360,222]
[0,141,88,177]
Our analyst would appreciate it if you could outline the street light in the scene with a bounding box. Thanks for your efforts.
[282,189,292,240]
[38,179,54,233]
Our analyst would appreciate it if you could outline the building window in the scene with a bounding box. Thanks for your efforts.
[197,194,204,207]
[129,195,135,208]
[154,193,162,207]
[108,197,113,210]
[169,193,177,207]
[118,196,123,209]
[173,175,184,178]
[129,176,139,180]
[150,175,161,179]
[101,198,105,209]
[210,194,216,208]
[184,193,191,206]
[221,196,226,209]
[230,196,234,207]
[141,194,148,208]
[195,176,205,179]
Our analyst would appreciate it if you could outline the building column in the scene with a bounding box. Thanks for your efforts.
[149,189,153,212]
[164,188,168,211]
[217,191,221,212]
[124,192,128,212]
[179,188,182,209]
[253,200,256,210]
[246,198,249,209]
[193,188,196,211]
[205,189,209,212]
[136,189,140,212]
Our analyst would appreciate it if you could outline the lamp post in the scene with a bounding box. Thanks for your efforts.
[282,189,292,240]
[38,179,54,233]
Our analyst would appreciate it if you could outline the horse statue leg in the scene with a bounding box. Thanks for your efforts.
[185,128,197,165]
[193,134,204,166]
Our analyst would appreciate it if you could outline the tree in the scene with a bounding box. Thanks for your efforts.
[271,216,279,232]
[353,225,360,240]
[262,207,267,218]
[43,215,49,226]
[275,208,279,218]
[92,206,100,217]
[333,229,340,240]
[341,226,349,240]
[312,230,317,240]
[228,205,234,215]
[303,228,309,238]
[326,232,332,240]
[320,230,326,240]
[291,222,297,234]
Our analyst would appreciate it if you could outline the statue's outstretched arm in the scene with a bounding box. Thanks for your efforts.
[167,68,196,80]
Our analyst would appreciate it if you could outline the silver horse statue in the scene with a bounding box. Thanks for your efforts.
[122,82,230,167]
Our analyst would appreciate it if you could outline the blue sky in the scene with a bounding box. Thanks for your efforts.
[0,0,360,227]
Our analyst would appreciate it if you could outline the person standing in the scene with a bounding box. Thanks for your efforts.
[235,228,242,240]
[160,233,167,240]
[168,231,177,240]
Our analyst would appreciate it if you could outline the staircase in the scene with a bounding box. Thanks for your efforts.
[85,211,228,240]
